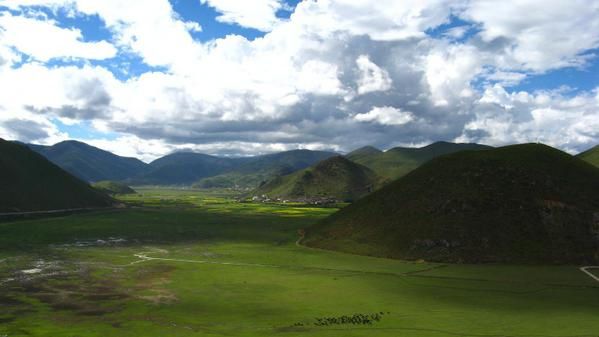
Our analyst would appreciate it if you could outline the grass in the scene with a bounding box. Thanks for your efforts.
[0,188,598,336]
[92,181,136,195]
[577,144,599,168]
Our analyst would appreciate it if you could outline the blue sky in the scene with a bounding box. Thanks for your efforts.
[0,0,597,160]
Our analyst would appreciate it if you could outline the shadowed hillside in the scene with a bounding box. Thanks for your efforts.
[578,145,599,168]
[305,144,599,264]
[29,140,148,182]
[0,139,113,212]
[346,141,492,179]
[254,156,381,202]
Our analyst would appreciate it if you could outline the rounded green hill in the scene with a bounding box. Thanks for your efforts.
[305,144,599,264]
[254,156,381,202]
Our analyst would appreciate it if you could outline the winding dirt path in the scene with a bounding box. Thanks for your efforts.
[579,266,599,283]
[130,250,280,269]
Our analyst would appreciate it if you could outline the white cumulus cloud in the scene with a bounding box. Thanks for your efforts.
[354,106,414,126]
[0,12,116,61]
[200,0,286,32]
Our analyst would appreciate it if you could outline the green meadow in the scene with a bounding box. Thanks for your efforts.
[1,188,598,337]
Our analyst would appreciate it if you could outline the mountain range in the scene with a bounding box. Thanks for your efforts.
[195,149,337,189]
[21,140,599,199]
[28,140,338,187]
[346,141,492,180]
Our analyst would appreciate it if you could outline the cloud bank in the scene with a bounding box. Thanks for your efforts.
[0,0,598,160]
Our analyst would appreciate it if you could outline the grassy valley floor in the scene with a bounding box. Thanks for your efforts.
[0,188,598,336]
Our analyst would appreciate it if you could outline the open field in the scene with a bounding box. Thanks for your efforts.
[1,188,598,337]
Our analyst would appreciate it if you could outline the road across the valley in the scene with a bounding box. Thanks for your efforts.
[0,206,118,217]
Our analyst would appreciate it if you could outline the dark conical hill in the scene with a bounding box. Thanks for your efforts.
[305,144,599,264]
[0,139,113,212]
[254,156,381,202]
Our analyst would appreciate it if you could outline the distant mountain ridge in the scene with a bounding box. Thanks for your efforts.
[346,141,493,180]
[23,139,495,187]
[0,139,113,212]
[132,152,246,185]
[305,143,599,264]
[29,140,148,183]
[195,149,337,188]
[25,140,338,186]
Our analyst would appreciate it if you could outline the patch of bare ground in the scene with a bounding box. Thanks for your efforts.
[133,264,179,305]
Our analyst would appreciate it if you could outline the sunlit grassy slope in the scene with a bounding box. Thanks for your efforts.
[92,181,136,195]
[254,156,382,201]
[578,144,599,168]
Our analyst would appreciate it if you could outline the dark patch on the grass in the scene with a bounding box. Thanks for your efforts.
[276,325,310,333]
[17,283,44,293]
[133,264,179,305]
[13,269,132,318]
[83,292,129,301]
[0,295,24,306]
[37,292,125,317]
[46,300,85,312]
[77,306,118,316]
[134,264,177,287]
[0,316,16,324]
[136,264,177,277]
[10,308,36,317]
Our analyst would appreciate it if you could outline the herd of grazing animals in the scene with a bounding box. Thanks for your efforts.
[293,312,389,327]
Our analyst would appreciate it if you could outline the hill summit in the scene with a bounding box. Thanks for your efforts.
[305,144,599,264]
[0,139,113,212]
[254,156,381,202]
[30,140,148,182]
